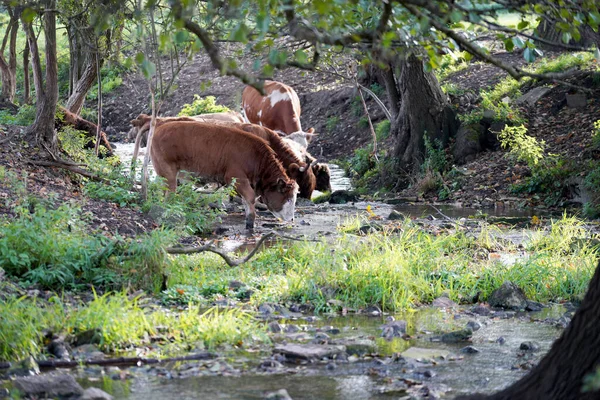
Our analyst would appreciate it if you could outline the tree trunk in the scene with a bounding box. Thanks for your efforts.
[0,9,19,105]
[65,54,98,115]
[537,19,600,49]
[389,54,458,174]
[458,260,600,400]
[25,0,59,152]
[23,39,30,104]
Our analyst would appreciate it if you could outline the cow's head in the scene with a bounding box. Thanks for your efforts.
[261,177,298,222]
[313,163,332,192]
[286,162,316,199]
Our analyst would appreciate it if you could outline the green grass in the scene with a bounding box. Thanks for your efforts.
[165,215,598,313]
[0,293,265,362]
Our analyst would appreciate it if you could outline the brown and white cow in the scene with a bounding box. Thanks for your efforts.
[242,80,316,147]
[127,111,244,144]
[151,121,299,230]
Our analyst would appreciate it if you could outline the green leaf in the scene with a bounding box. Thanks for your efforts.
[468,12,480,23]
[533,4,544,14]
[560,8,571,19]
[450,10,463,23]
[572,28,581,42]
[294,49,308,65]
[512,36,525,49]
[256,13,269,33]
[141,59,156,79]
[517,20,529,30]
[135,53,145,64]
[562,32,572,44]
[175,31,189,44]
[230,23,250,43]
[523,47,536,63]
[22,8,36,24]
[463,52,473,61]
[504,38,514,52]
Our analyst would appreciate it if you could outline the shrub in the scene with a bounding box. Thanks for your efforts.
[358,116,370,128]
[510,156,575,206]
[375,120,391,141]
[593,120,600,148]
[0,104,36,126]
[421,136,448,174]
[178,95,230,116]
[498,124,545,168]
[326,116,340,133]
[583,165,600,218]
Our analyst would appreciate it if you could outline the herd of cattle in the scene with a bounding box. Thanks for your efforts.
[127,80,332,230]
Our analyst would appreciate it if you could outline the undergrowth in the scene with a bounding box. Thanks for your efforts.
[165,214,598,313]
[178,95,230,116]
[0,293,264,362]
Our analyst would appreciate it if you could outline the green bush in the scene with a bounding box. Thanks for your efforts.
[178,95,230,116]
[375,120,391,141]
[593,120,600,148]
[358,116,370,128]
[498,124,545,168]
[583,165,600,218]
[326,116,340,133]
[0,104,36,126]
[422,136,449,174]
[510,156,575,206]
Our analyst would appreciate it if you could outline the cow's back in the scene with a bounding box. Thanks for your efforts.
[242,80,303,134]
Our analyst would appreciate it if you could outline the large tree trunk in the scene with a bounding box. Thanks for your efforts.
[458,260,600,400]
[388,54,458,174]
[536,19,600,49]
[25,0,59,152]
[0,8,19,105]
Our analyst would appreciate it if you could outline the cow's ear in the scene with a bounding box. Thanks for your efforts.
[287,162,304,179]
[277,178,287,192]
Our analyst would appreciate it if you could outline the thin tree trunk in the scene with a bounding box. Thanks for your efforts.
[0,9,18,104]
[65,57,97,115]
[22,21,43,104]
[458,261,600,400]
[94,37,102,156]
[23,39,30,104]
[25,0,59,152]
[381,64,400,118]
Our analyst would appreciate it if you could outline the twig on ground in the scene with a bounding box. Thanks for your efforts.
[0,352,215,371]
[166,231,321,266]
[27,159,109,183]
[429,204,468,229]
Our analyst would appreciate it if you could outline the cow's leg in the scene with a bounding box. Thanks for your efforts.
[233,178,256,230]
[154,161,178,193]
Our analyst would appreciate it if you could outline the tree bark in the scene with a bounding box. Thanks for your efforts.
[0,7,19,105]
[23,38,30,104]
[65,55,98,115]
[64,20,98,115]
[458,260,600,400]
[25,0,59,152]
[390,54,457,174]
[536,19,600,49]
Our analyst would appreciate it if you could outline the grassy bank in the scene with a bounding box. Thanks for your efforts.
[167,215,598,312]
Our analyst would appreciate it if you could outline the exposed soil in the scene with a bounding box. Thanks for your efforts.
[0,126,155,237]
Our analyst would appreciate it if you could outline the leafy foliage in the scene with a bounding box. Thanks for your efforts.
[498,125,545,168]
[510,156,575,206]
[178,95,230,116]
[0,104,36,126]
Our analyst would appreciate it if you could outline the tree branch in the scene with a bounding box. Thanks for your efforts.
[170,1,265,92]
[166,232,276,266]
[27,160,110,183]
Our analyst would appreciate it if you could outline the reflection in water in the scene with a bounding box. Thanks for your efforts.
[84,307,564,399]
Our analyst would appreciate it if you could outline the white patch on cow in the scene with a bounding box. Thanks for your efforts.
[286,131,311,148]
[257,110,262,118]
[268,90,290,107]
[271,186,297,222]
[241,108,250,123]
